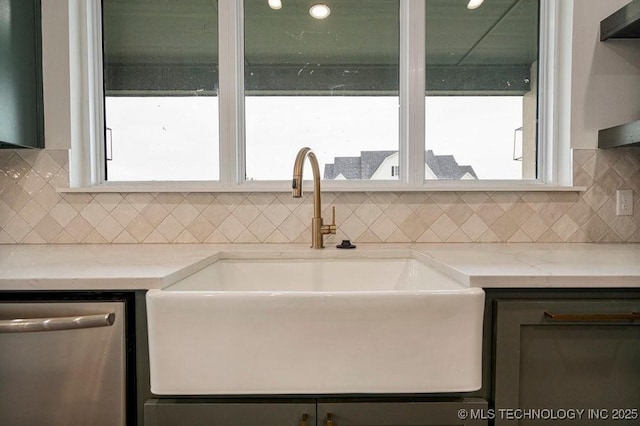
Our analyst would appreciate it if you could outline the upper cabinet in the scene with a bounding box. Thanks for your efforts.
[0,0,44,149]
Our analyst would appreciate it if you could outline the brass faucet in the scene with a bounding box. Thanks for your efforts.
[292,147,337,248]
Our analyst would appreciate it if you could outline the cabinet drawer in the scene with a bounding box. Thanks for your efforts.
[318,399,488,426]
[145,400,315,426]
[494,299,640,426]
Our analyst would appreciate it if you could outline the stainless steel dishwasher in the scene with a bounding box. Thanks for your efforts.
[0,300,126,426]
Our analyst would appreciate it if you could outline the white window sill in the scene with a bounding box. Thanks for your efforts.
[57,181,587,193]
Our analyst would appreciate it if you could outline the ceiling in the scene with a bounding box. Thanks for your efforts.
[103,0,538,95]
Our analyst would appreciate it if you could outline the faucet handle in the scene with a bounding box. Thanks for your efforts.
[320,207,337,236]
[328,206,337,235]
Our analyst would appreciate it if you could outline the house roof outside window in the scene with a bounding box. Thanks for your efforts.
[324,150,478,180]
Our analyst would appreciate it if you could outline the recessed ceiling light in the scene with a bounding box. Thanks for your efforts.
[309,4,330,19]
[268,0,282,10]
[467,0,484,9]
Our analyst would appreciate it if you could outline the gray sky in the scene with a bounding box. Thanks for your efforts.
[106,96,524,181]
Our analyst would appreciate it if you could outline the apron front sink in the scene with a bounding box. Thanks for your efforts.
[147,253,484,395]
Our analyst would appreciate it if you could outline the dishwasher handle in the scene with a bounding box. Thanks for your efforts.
[0,312,115,333]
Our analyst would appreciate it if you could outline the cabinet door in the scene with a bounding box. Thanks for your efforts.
[0,0,44,149]
[317,400,488,426]
[494,299,640,426]
[144,399,315,426]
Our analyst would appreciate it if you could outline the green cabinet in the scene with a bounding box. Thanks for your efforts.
[144,399,488,426]
[317,400,488,426]
[144,400,315,426]
[0,0,44,149]
[494,299,640,426]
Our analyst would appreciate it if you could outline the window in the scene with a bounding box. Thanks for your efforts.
[244,0,400,181]
[424,0,539,181]
[88,0,570,190]
[102,0,219,181]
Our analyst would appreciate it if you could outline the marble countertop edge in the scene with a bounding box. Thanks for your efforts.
[1,243,639,291]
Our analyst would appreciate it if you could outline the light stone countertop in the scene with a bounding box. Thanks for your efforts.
[0,243,639,290]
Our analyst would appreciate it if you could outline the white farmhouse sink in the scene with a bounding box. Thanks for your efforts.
[147,253,484,395]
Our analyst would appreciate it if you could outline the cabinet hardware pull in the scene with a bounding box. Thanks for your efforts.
[0,313,115,333]
[544,311,640,322]
[327,413,334,426]
[300,413,307,426]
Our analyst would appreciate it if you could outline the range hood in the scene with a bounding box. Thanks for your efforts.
[598,1,640,148]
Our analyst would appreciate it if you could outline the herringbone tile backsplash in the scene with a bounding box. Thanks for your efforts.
[1,148,640,244]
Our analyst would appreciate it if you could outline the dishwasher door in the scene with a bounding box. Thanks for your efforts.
[0,301,126,426]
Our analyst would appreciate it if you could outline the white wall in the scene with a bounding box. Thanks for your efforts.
[571,0,640,148]
[41,0,71,150]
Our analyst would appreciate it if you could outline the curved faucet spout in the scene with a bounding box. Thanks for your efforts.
[292,147,336,248]
[292,147,322,219]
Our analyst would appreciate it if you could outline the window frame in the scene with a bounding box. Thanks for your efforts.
[65,0,574,193]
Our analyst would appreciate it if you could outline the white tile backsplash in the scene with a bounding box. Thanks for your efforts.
[1,148,640,243]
